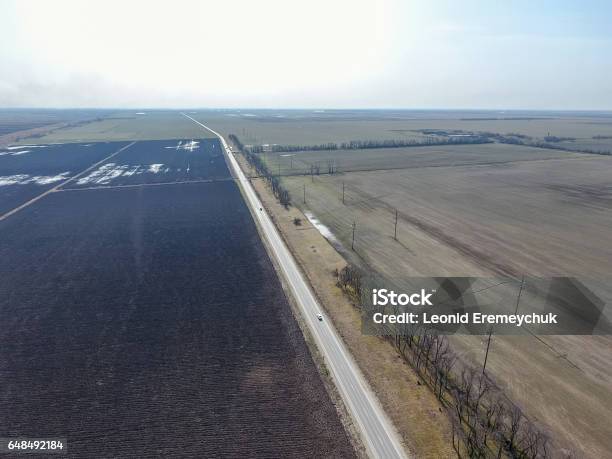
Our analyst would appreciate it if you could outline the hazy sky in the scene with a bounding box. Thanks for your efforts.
[1,0,611,109]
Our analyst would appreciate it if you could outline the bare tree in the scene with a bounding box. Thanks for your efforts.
[482,396,505,448]
[507,405,524,455]
[437,352,456,400]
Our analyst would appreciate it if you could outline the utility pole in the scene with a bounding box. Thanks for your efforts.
[482,328,493,376]
[394,209,398,240]
[514,275,525,314]
[342,182,345,204]
[351,221,356,251]
[303,183,306,204]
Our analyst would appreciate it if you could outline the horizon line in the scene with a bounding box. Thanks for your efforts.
[2,107,612,113]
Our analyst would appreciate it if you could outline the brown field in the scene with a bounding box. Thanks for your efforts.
[201,109,612,458]
[278,148,612,458]
[78,109,611,456]
[16,110,610,456]
[14,111,215,144]
[561,138,612,152]
[194,110,612,147]
[235,153,454,458]
[263,142,587,176]
[201,112,430,144]
[282,153,612,279]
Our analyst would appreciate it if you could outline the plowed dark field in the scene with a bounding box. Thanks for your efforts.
[0,140,354,457]
[0,142,127,214]
[65,139,230,188]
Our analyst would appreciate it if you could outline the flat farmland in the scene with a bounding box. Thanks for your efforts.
[559,137,612,152]
[0,142,127,214]
[262,142,584,176]
[0,140,354,456]
[19,109,612,149]
[65,139,229,188]
[0,109,105,136]
[286,155,612,279]
[193,110,612,146]
[279,147,612,457]
[403,116,612,139]
[21,112,217,144]
[193,111,435,145]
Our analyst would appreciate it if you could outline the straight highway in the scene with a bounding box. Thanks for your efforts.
[183,113,408,459]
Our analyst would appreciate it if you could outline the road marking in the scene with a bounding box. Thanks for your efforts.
[182,113,408,459]
[0,141,136,222]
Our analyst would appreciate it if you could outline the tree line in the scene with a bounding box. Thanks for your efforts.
[229,134,291,207]
[480,132,612,156]
[242,136,492,154]
[335,265,556,458]
[235,130,611,158]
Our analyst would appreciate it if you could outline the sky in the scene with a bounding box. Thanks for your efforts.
[1,0,611,109]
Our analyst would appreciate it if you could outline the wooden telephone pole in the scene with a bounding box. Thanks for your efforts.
[351,221,356,250]
[482,328,493,376]
[393,209,398,240]
[514,276,525,314]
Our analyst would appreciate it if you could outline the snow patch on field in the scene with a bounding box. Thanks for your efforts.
[77,163,125,185]
[304,211,339,244]
[165,140,200,152]
[0,175,28,185]
[1,144,49,156]
[76,163,170,185]
[6,145,48,150]
[0,172,70,186]
[122,166,141,176]
[35,173,71,184]
[0,150,32,156]
[148,164,164,173]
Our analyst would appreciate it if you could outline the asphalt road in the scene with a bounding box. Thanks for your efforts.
[183,113,408,459]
